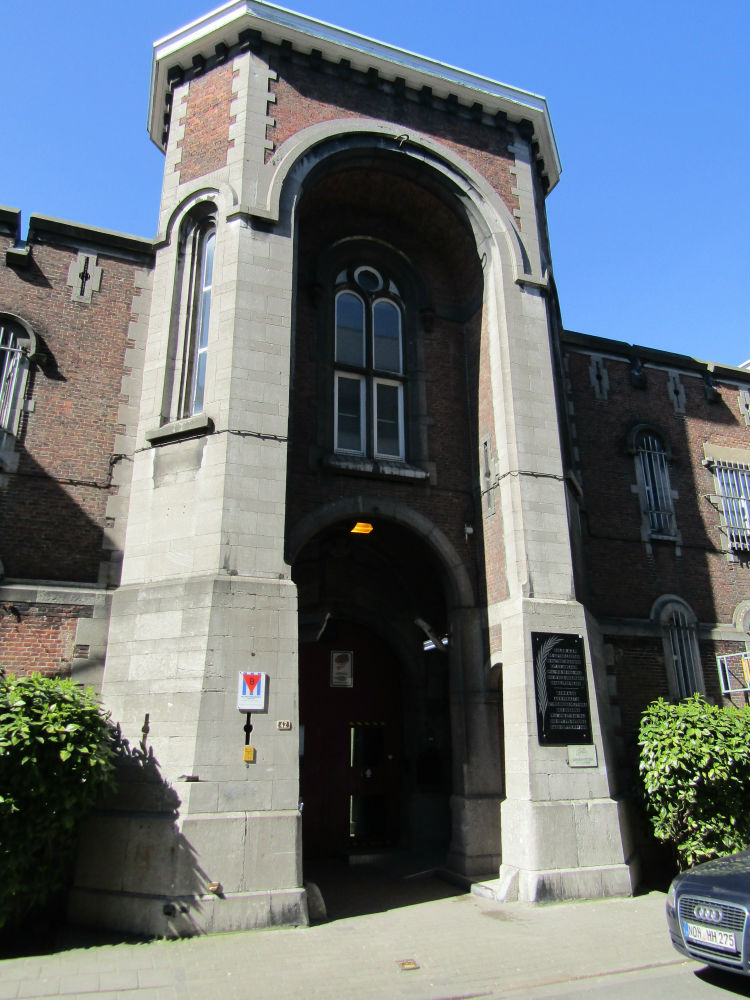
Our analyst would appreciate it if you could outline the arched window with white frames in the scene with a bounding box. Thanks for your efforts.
[333,266,405,460]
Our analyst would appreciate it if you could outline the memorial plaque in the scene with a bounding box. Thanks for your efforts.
[568,744,598,768]
[532,632,592,745]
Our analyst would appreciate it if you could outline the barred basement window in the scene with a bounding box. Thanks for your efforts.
[635,429,676,536]
[713,463,750,551]
[333,267,405,460]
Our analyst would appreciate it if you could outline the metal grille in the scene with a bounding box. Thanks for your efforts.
[0,324,24,439]
[679,896,748,934]
[667,609,700,700]
[715,464,750,550]
[678,895,747,965]
[637,432,675,535]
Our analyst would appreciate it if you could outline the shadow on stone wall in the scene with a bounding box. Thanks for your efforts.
[68,724,211,940]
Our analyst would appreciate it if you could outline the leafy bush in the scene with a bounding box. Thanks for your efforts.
[638,694,750,869]
[0,673,117,929]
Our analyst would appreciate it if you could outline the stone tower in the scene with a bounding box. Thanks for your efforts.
[69,0,634,935]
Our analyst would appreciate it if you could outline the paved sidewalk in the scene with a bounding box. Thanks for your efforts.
[0,886,684,1000]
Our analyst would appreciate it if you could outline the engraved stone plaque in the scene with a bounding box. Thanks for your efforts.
[532,632,593,745]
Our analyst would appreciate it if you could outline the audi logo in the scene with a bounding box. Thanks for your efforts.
[695,904,723,924]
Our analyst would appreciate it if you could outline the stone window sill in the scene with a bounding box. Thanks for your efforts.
[322,453,429,481]
[146,413,214,447]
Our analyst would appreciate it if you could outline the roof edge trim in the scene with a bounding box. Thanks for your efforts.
[147,0,560,187]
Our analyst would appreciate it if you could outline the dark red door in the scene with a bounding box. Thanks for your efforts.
[299,623,401,857]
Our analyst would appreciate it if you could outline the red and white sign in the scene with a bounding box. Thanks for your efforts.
[237,671,268,711]
[330,650,353,688]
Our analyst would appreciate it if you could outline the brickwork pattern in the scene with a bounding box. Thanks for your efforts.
[0,235,143,583]
[175,63,237,184]
[565,349,750,625]
[0,602,90,676]
[267,59,520,220]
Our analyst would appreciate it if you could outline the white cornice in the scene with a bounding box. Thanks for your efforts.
[148,0,561,190]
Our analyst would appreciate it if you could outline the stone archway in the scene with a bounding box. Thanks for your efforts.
[283,141,506,880]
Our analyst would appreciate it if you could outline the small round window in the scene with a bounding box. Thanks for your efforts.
[354,267,383,293]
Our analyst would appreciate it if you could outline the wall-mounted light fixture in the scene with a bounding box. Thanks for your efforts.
[350,521,374,534]
[415,617,449,653]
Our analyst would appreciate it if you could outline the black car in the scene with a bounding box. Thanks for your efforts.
[666,849,750,976]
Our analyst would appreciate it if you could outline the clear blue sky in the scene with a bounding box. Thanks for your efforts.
[3,0,748,366]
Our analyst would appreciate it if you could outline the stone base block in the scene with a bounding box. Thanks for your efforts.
[447,793,502,877]
[68,885,308,938]
[474,861,635,903]
[500,796,633,872]
[69,806,304,936]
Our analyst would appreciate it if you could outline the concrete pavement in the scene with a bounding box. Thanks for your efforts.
[0,872,689,1000]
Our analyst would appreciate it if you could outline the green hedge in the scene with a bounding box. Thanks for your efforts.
[638,694,750,869]
[0,673,117,929]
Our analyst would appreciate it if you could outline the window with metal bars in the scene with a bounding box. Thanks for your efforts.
[636,430,676,536]
[713,463,750,551]
[0,322,29,449]
[665,606,702,699]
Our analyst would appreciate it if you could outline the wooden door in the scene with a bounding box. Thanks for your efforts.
[299,623,401,857]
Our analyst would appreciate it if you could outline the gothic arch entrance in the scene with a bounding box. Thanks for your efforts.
[284,144,505,879]
[292,515,454,862]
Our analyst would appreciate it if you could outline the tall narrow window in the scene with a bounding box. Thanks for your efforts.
[0,321,30,455]
[654,598,704,700]
[0,325,24,438]
[334,373,365,453]
[185,228,215,416]
[333,267,405,460]
[335,293,365,367]
[666,607,701,699]
[714,463,750,551]
[636,430,675,536]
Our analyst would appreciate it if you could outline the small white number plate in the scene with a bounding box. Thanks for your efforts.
[684,922,736,951]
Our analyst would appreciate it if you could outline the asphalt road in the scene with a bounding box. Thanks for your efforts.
[520,962,750,999]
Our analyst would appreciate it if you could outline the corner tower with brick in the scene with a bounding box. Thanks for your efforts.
[70,0,635,935]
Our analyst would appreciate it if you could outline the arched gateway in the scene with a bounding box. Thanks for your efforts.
[69,1,634,937]
[282,138,513,877]
[288,501,498,875]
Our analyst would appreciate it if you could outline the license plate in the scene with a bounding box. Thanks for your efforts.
[684,922,736,951]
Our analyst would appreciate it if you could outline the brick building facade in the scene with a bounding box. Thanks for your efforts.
[0,209,152,679]
[1,0,747,937]
[561,334,750,768]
